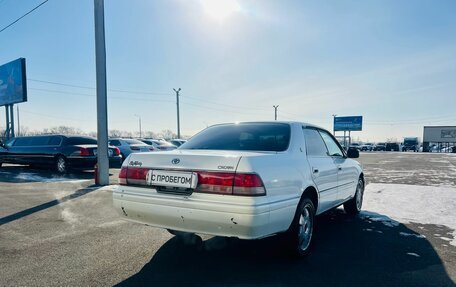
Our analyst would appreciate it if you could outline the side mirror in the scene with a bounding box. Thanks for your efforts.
[347,147,359,158]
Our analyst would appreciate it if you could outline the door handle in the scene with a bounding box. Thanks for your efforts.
[312,168,319,173]
[338,166,342,170]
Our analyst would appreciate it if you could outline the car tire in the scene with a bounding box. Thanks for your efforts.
[55,156,68,174]
[344,178,364,215]
[285,197,315,257]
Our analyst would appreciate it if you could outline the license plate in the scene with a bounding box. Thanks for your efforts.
[147,170,197,189]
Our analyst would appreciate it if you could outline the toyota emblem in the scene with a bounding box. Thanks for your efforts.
[171,158,180,165]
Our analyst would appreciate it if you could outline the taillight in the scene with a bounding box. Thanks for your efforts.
[233,173,265,196]
[114,147,120,156]
[118,167,266,196]
[195,172,265,196]
[196,172,235,194]
[119,166,127,185]
[130,146,140,151]
[80,147,90,156]
[119,167,148,186]
[126,167,148,185]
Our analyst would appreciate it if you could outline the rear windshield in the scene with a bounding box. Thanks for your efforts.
[66,137,97,145]
[180,123,291,152]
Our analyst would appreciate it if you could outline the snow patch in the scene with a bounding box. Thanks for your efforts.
[399,232,426,239]
[14,172,90,183]
[60,207,79,227]
[364,183,456,246]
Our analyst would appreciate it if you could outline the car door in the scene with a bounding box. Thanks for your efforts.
[27,136,51,166]
[318,130,358,203]
[303,128,339,213]
[10,137,33,164]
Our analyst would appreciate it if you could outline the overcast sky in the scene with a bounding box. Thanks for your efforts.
[0,0,455,141]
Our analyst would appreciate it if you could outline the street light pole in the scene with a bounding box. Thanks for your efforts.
[173,88,181,138]
[134,114,142,138]
[332,114,337,136]
[94,0,109,185]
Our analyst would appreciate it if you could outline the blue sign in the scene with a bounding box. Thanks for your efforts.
[334,116,363,131]
[0,58,27,106]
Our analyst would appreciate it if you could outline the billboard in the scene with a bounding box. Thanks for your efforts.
[0,58,27,106]
[334,116,363,131]
[423,126,456,143]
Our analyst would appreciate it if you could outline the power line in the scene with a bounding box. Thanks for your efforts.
[0,0,49,34]
[28,79,94,90]
[28,78,171,96]
[28,87,174,103]
[21,109,94,122]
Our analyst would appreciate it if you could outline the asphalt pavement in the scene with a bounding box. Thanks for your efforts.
[0,152,455,287]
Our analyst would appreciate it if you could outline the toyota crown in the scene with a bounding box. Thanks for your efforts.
[113,122,364,256]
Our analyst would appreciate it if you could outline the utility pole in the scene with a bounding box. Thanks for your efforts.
[94,0,109,185]
[332,114,337,136]
[273,105,279,121]
[9,105,14,138]
[134,114,142,138]
[173,88,181,138]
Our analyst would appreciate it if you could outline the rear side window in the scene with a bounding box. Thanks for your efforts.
[303,128,328,156]
[49,136,62,146]
[30,136,50,146]
[66,137,97,145]
[13,137,33,146]
[180,123,291,152]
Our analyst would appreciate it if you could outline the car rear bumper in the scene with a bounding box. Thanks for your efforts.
[113,186,296,239]
[68,156,122,169]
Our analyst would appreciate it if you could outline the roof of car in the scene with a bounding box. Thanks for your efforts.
[208,121,324,130]
[12,134,94,139]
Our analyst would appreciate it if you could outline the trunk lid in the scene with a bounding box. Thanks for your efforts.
[125,149,267,172]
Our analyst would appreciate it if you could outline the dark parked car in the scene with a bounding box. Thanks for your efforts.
[385,142,400,151]
[373,142,386,151]
[0,135,122,173]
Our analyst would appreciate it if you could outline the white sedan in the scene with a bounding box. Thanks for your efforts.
[113,121,364,256]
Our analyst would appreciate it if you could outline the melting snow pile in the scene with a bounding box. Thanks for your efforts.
[15,172,91,183]
[363,183,456,246]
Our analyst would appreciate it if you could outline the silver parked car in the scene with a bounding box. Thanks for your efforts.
[108,138,155,162]
[168,139,187,147]
[139,139,177,151]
